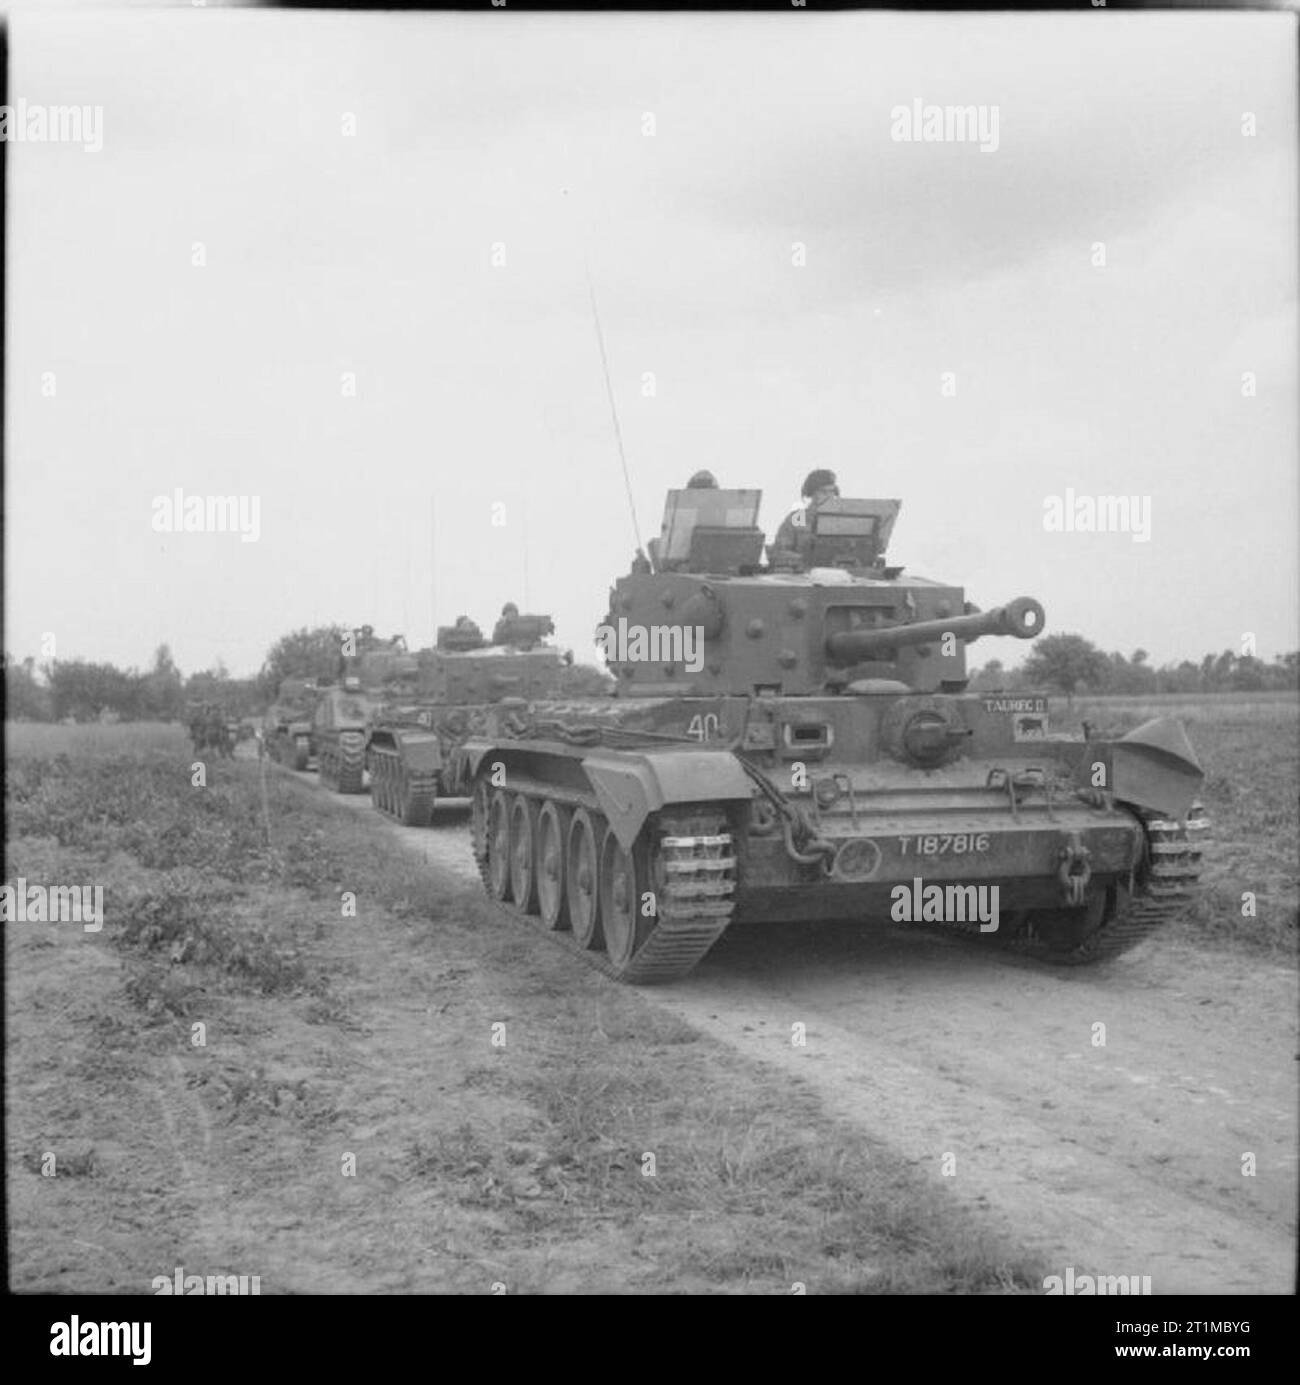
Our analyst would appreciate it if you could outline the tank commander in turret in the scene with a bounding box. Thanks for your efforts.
[770,468,839,566]
[686,470,718,488]
[492,603,521,645]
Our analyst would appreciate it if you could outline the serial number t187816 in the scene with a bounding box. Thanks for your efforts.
[898,834,991,856]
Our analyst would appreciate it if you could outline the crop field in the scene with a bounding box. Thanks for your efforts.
[6,719,1041,1294]
[5,693,1294,1293]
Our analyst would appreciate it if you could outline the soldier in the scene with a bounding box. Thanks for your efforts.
[770,468,839,564]
[490,606,518,645]
[686,470,718,488]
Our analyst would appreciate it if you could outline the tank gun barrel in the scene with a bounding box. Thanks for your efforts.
[824,597,1045,664]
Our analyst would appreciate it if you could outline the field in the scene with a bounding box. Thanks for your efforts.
[5,694,1295,1293]
[5,720,1038,1293]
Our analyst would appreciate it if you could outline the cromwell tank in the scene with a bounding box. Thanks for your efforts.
[263,678,321,770]
[453,485,1208,984]
[315,628,412,794]
[366,611,567,826]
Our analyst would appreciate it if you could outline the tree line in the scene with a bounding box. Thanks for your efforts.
[3,623,615,724]
[970,636,1299,698]
[5,629,1296,724]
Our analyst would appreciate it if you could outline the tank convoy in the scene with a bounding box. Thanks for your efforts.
[262,678,321,770]
[452,485,1207,984]
[366,610,568,826]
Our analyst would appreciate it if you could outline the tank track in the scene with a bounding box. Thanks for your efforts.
[472,789,736,983]
[940,806,1207,964]
[368,742,437,826]
[319,738,365,794]
[1024,807,1208,964]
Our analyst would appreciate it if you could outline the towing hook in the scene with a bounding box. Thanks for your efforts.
[1057,832,1092,907]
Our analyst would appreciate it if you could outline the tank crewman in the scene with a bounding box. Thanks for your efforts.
[770,468,839,564]
[686,470,718,488]
[491,604,520,645]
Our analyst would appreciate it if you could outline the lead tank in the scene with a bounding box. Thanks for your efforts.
[366,611,568,825]
[453,486,1208,984]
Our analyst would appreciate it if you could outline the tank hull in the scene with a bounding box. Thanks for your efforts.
[454,690,1206,982]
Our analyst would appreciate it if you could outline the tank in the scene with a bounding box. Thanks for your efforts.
[451,486,1208,984]
[313,628,411,794]
[366,612,568,825]
[262,677,320,770]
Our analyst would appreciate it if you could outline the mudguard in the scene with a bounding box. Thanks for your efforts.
[389,729,443,774]
[583,749,754,850]
[1111,717,1204,821]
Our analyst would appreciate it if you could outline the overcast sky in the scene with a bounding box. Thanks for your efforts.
[5,6,1297,677]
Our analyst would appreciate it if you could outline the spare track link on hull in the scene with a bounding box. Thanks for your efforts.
[368,744,437,826]
[939,809,1206,964]
[472,784,736,984]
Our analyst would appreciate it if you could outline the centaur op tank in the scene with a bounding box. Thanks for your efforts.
[455,486,1208,984]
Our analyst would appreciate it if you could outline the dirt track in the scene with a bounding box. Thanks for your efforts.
[305,769,1297,1294]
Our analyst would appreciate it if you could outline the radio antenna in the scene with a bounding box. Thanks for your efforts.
[585,261,645,558]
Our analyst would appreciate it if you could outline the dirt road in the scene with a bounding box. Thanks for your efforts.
[304,769,1298,1294]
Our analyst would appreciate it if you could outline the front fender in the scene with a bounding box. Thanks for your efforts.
[584,749,753,851]
[1111,717,1204,821]
[390,729,443,774]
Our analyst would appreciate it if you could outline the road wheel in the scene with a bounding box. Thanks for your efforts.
[536,800,571,931]
[509,795,540,914]
[599,828,657,973]
[487,788,513,902]
[566,809,604,950]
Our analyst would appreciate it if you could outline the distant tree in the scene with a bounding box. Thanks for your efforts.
[185,668,261,718]
[1020,633,1110,701]
[139,642,185,721]
[4,653,52,720]
[1231,655,1266,692]
[259,625,348,701]
[967,658,1003,692]
[47,660,139,722]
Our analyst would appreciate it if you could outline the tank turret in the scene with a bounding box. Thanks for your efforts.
[600,489,1045,696]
